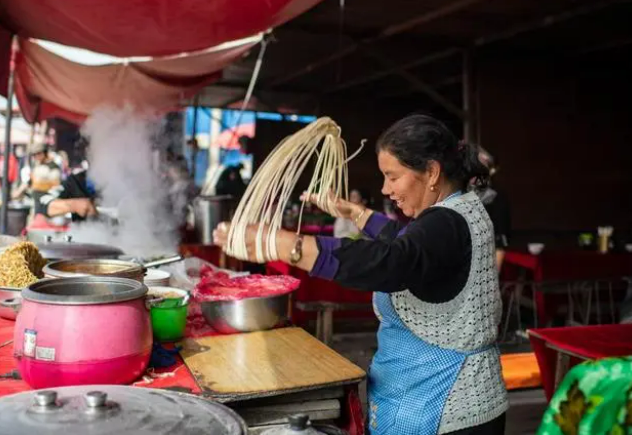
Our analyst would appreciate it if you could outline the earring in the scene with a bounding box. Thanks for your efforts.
[430,185,436,192]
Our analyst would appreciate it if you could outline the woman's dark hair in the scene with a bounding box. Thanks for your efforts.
[376,114,489,189]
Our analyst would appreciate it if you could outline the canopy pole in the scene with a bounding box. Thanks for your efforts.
[191,94,199,183]
[1,35,18,234]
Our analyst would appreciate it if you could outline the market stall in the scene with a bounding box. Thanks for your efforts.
[0,296,366,434]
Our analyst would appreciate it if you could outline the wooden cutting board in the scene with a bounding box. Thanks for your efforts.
[180,327,366,402]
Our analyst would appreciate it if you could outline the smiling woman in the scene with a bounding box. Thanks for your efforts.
[214,114,506,435]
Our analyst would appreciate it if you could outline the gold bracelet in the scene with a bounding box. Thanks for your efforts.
[354,208,368,226]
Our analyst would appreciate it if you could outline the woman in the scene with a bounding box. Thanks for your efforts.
[214,115,508,435]
[333,188,369,239]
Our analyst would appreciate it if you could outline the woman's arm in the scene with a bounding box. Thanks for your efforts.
[214,208,470,298]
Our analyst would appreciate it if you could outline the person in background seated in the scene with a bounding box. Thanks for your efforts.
[39,167,97,221]
[12,143,62,215]
[166,160,198,228]
[333,188,369,239]
[215,164,246,200]
[474,147,511,270]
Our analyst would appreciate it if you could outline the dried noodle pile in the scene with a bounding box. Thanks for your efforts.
[0,241,46,288]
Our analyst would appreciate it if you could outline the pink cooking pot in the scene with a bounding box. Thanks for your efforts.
[13,277,153,389]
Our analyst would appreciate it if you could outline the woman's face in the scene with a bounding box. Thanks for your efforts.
[378,150,435,218]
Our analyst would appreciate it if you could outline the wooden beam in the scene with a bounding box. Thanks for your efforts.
[474,0,627,46]
[260,0,487,89]
[380,0,487,37]
[326,48,461,94]
[571,37,632,56]
[326,0,628,95]
[359,46,465,119]
[376,75,462,99]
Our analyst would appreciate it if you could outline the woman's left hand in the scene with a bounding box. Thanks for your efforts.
[213,222,280,263]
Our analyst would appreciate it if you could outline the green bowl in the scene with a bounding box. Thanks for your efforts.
[150,303,188,342]
[147,287,189,342]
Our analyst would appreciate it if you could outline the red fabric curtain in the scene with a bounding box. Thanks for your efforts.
[14,37,259,123]
[0,0,320,57]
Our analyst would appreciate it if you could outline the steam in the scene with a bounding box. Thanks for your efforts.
[69,106,178,257]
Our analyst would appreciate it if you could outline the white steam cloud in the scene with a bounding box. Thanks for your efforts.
[69,106,178,257]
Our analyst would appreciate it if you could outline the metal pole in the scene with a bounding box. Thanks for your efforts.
[190,94,199,183]
[1,36,18,234]
[462,49,476,142]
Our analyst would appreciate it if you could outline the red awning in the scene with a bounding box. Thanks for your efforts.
[14,37,260,124]
[0,0,320,57]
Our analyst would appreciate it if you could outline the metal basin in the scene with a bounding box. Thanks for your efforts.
[200,293,289,334]
[43,259,145,282]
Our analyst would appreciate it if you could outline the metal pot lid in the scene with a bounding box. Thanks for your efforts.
[260,415,329,435]
[0,385,247,435]
[37,235,124,260]
[43,259,143,279]
[22,276,147,305]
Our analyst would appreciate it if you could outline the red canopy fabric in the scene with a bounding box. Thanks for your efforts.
[14,37,259,124]
[0,0,320,57]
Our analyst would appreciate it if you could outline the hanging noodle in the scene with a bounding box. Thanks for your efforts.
[225,117,362,262]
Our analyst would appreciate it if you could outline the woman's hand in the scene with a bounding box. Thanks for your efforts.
[214,222,319,270]
[300,191,363,220]
[213,222,281,263]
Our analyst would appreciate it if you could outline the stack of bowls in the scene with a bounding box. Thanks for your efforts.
[144,269,171,287]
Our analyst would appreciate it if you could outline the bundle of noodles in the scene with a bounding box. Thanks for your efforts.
[225,117,362,262]
[0,241,47,288]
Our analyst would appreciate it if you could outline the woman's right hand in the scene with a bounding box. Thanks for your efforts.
[299,191,363,220]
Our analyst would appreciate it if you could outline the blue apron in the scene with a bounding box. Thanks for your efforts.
[367,192,493,435]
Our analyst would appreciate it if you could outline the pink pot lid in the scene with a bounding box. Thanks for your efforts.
[23,277,147,305]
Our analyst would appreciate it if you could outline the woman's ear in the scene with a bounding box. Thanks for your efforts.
[426,160,442,186]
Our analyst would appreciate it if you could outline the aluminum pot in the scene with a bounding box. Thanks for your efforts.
[201,293,289,334]
[13,277,152,389]
[35,235,124,261]
[43,259,145,282]
[0,385,248,435]
[193,195,237,244]
[0,287,21,320]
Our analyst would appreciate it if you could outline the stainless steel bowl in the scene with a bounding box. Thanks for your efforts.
[200,294,289,334]
[0,287,22,320]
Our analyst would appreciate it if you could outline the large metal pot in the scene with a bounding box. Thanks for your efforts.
[13,277,152,389]
[7,205,30,236]
[193,195,237,244]
[43,256,184,283]
[43,259,145,282]
[35,235,124,260]
[0,286,21,320]
[201,293,289,334]
[0,385,248,435]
